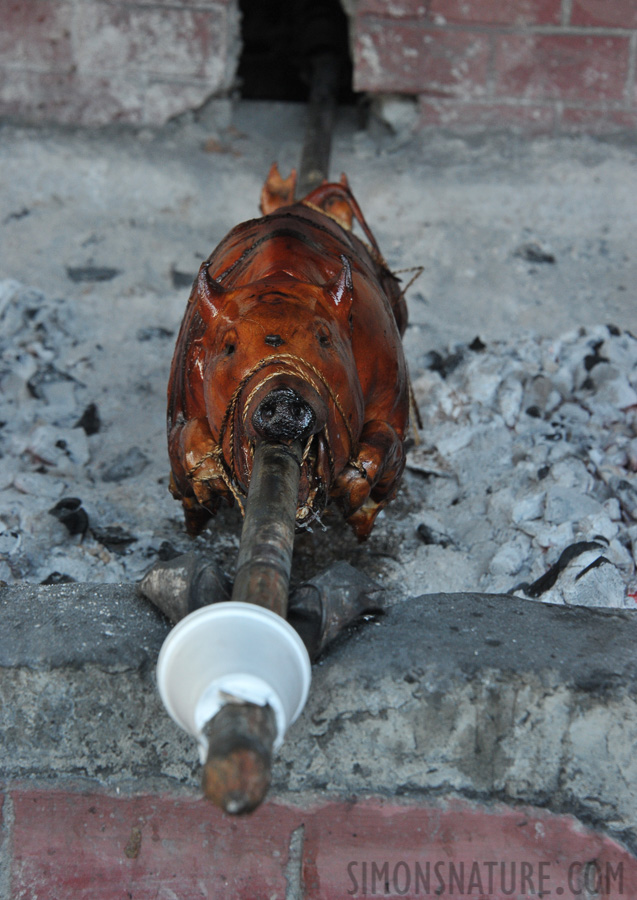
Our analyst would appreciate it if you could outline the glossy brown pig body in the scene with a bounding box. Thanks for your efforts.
[167,169,411,540]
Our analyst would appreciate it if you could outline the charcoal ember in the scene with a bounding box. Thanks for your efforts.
[74,403,101,435]
[629,525,637,567]
[603,329,637,370]
[523,374,562,417]
[417,522,455,548]
[136,327,174,342]
[41,572,75,585]
[65,265,120,283]
[101,447,149,483]
[424,348,464,379]
[48,497,89,537]
[170,267,196,289]
[515,541,606,599]
[0,281,46,338]
[90,524,137,554]
[608,477,637,520]
[26,364,76,401]
[4,207,30,223]
[157,541,181,561]
[583,340,609,372]
[514,242,555,264]
[628,438,637,472]
[581,363,637,417]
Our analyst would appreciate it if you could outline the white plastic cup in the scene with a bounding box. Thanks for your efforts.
[156,602,312,762]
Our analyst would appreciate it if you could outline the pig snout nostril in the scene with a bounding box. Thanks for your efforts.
[252,387,316,442]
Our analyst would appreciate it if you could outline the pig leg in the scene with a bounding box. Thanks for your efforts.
[168,417,234,535]
[333,419,405,540]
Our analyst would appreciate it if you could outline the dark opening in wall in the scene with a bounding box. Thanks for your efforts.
[237,0,354,102]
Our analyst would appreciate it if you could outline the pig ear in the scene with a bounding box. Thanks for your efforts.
[324,255,353,315]
[196,263,228,323]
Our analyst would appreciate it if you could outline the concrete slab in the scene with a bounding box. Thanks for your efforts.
[1,582,636,855]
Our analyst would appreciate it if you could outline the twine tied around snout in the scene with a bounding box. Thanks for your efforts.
[189,353,365,518]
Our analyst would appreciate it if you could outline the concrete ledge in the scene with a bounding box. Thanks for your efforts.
[0,583,166,669]
[1,583,637,855]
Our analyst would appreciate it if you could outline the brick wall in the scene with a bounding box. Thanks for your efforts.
[3,1,637,131]
[0,0,240,126]
[352,0,637,133]
[3,791,636,898]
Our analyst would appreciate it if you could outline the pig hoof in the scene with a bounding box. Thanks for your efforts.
[288,560,385,660]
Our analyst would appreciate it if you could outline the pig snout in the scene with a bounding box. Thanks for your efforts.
[252,387,316,442]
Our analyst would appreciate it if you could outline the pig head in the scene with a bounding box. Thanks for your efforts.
[167,167,411,541]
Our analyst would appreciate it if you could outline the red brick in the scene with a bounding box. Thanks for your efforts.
[560,105,637,132]
[0,1,73,69]
[0,68,76,120]
[302,799,637,900]
[74,3,232,84]
[354,22,490,96]
[358,0,561,24]
[0,66,223,126]
[494,33,631,102]
[100,0,232,5]
[418,97,557,132]
[10,790,302,899]
[571,0,637,28]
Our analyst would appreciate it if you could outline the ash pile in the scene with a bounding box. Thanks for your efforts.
[1,277,636,610]
[405,324,637,608]
[0,278,198,586]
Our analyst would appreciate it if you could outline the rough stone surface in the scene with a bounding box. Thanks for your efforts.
[352,0,637,133]
[2,581,637,853]
[0,582,166,669]
[0,0,241,126]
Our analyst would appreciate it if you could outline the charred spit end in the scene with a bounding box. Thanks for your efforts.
[201,702,277,815]
[252,386,316,442]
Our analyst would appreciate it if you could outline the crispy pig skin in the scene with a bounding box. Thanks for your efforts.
[167,165,410,540]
